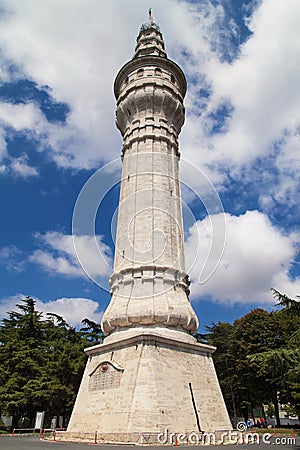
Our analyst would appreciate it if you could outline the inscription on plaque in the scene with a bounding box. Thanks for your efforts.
[89,361,123,391]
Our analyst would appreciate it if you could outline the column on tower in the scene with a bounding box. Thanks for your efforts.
[101,20,198,338]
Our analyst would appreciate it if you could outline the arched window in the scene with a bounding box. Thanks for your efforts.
[137,68,144,77]
[155,68,162,76]
[170,74,175,84]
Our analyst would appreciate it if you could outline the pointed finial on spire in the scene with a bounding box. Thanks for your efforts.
[148,8,153,23]
[139,8,160,35]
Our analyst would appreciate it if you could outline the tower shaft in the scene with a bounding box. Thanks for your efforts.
[102,21,198,339]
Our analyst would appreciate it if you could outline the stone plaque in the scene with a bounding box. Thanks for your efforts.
[89,361,123,391]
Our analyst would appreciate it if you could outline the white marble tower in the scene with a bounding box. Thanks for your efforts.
[67,12,232,443]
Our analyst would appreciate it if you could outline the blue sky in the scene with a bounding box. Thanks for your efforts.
[0,0,299,333]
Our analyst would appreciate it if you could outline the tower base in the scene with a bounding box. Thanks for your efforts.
[66,330,232,443]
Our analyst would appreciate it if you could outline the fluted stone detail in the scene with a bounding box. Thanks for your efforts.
[101,20,198,337]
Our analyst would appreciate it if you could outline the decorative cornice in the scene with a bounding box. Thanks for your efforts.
[114,56,187,99]
[85,333,216,357]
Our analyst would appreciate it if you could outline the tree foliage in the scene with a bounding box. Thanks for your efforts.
[0,297,103,429]
[248,291,300,422]
[206,293,300,426]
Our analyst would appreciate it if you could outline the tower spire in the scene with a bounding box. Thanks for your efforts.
[148,7,153,23]
[132,11,167,59]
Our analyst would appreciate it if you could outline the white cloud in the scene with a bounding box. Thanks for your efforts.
[30,249,82,277]
[208,0,300,162]
[0,102,44,131]
[185,210,300,305]
[176,0,300,206]
[10,154,38,177]
[0,102,44,177]
[0,0,228,170]
[272,131,300,208]
[0,129,8,174]
[0,0,298,203]
[30,231,112,281]
[38,297,103,327]
[0,0,139,168]
[0,294,22,318]
[0,293,103,327]
[0,129,7,157]
[0,245,25,272]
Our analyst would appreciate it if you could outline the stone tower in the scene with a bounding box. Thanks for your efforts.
[67,12,232,442]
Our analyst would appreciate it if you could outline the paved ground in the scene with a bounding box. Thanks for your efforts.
[0,434,298,450]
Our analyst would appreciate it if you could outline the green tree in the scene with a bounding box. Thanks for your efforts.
[232,309,283,423]
[272,289,300,314]
[39,313,89,425]
[207,308,292,425]
[0,297,103,429]
[0,297,48,427]
[80,318,104,345]
[206,321,240,425]
[249,291,300,422]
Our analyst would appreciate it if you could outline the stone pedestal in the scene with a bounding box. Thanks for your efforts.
[67,330,232,441]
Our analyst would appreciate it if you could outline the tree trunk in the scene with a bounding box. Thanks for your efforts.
[251,401,255,423]
[242,406,248,423]
[261,403,267,427]
[230,384,237,427]
[11,413,20,431]
[272,386,281,427]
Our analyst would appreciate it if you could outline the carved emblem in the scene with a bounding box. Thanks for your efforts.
[89,361,124,391]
